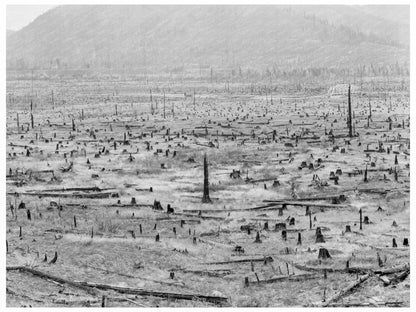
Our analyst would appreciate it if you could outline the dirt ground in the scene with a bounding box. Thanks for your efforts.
[6,75,410,307]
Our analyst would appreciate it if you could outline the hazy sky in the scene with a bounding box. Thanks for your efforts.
[7,5,56,31]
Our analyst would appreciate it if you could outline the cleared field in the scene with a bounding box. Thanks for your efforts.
[6,75,410,307]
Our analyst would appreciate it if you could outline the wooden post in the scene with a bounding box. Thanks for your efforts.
[30,113,34,129]
[73,215,77,228]
[16,113,19,133]
[202,154,212,203]
[359,209,362,230]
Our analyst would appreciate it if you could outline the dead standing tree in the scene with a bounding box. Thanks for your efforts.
[202,154,212,203]
[347,84,353,138]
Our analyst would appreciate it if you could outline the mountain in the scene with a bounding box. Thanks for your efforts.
[7,29,15,38]
[6,5,409,71]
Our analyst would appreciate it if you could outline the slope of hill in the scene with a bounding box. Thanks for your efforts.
[7,29,15,38]
[6,5,410,71]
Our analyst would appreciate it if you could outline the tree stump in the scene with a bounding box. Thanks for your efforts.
[254,231,262,243]
[297,233,302,245]
[155,234,160,242]
[345,225,351,232]
[392,238,397,248]
[49,251,58,264]
[318,248,331,259]
[282,230,287,241]
[275,223,286,231]
[403,238,409,246]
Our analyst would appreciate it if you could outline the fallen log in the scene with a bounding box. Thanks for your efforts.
[7,266,228,304]
[383,269,410,286]
[262,201,349,209]
[77,281,228,304]
[325,301,404,307]
[247,273,319,285]
[6,266,98,296]
[374,264,410,275]
[319,273,371,307]
[204,256,273,265]
[13,192,116,199]
[291,263,368,274]
[172,212,225,220]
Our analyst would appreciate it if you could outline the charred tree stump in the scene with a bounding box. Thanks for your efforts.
[309,212,312,229]
[315,227,325,243]
[297,233,302,245]
[364,166,368,183]
[26,209,31,221]
[403,238,409,246]
[201,154,212,203]
[156,234,160,242]
[101,295,107,307]
[345,225,351,232]
[282,230,287,241]
[254,231,262,243]
[392,238,397,248]
[49,251,58,264]
[318,248,331,259]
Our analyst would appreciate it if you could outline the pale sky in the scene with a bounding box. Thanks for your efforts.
[7,5,57,31]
